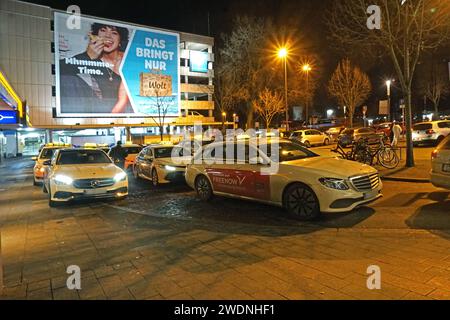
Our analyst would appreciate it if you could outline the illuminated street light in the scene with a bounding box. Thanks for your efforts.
[386,79,394,121]
[277,47,289,131]
[302,64,312,126]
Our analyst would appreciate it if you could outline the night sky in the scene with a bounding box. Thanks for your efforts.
[23,0,448,117]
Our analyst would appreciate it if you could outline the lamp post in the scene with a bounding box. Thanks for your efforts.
[278,48,289,132]
[302,64,312,127]
[222,112,227,133]
[233,113,237,130]
[386,80,392,122]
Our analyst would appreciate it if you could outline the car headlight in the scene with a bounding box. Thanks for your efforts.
[54,175,73,186]
[319,178,349,190]
[163,165,177,172]
[114,172,127,182]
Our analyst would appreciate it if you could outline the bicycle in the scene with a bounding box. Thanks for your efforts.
[356,136,400,169]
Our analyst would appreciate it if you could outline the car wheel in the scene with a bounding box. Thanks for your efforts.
[304,141,311,148]
[151,168,159,187]
[283,183,321,221]
[324,138,330,146]
[195,175,213,201]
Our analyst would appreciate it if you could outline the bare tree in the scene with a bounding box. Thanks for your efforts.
[148,89,175,142]
[328,59,372,128]
[253,88,286,129]
[219,16,276,128]
[418,59,450,119]
[327,0,450,167]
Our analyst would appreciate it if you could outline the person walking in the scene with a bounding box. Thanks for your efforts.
[392,121,402,147]
[109,141,127,168]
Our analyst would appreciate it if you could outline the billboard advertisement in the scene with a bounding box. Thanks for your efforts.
[54,12,180,118]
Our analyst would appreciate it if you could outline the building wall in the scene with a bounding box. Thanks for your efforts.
[0,0,215,129]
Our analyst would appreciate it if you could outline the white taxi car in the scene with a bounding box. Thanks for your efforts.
[431,136,450,190]
[32,143,71,186]
[185,139,382,220]
[43,148,128,207]
[133,144,190,187]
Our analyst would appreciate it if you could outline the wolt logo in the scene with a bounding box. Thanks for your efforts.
[66,5,81,30]
[66,265,81,290]
[366,5,381,30]
[366,265,381,290]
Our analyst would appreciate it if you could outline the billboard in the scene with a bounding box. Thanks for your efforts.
[54,12,180,118]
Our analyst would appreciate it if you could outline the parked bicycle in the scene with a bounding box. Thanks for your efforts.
[332,136,400,169]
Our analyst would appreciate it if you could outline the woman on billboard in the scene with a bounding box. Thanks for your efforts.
[60,23,132,114]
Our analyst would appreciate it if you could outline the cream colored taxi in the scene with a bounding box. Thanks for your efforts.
[185,138,382,220]
[33,143,71,186]
[431,136,450,190]
[133,144,190,187]
[43,148,128,207]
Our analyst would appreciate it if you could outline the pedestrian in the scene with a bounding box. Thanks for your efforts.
[392,121,402,147]
[109,141,127,168]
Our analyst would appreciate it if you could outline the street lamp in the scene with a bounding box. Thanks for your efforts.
[302,64,312,126]
[222,112,227,132]
[386,80,393,122]
[278,47,289,131]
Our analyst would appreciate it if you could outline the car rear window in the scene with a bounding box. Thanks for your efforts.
[413,123,432,131]
[123,147,142,154]
[39,148,57,160]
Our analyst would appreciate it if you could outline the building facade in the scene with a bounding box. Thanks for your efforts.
[0,0,215,135]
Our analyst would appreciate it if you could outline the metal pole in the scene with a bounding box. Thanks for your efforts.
[387,83,391,122]
[284,57,289,132]
[306,71,309,127]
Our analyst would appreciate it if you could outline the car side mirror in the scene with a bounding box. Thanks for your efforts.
[144,155,153,161]
[31,156,38,161]
[43,160,51,166]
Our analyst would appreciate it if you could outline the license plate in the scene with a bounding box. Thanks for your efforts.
[443,164,450,173]
[364,190,378,200]
[84,189,106,195]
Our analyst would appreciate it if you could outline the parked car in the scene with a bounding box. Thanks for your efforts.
[373,122,406,137]
[133,144,190,187]
[289,129,331,147]
[185,138,382,221]
[412,120,450,146]
[108,144,143,172]
[42,148,128,207]
[337,127,383,147]
[431,136,450,190]
[325,127,345,142]
[32,143,72,186]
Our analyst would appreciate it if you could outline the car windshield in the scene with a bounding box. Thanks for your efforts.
[57,150,112,165]
[123,147,142,155]
[413,123,432,131]
[154,147,174,158]
[39,148,57,160]
[261,142,318,162]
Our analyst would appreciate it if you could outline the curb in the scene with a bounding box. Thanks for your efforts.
[381,176,430,183]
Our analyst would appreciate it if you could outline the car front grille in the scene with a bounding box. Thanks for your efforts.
[73,178,115,189]
[350,173,380,192]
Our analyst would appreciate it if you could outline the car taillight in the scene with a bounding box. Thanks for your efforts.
[426,129,435,135]
[431,150,438,160]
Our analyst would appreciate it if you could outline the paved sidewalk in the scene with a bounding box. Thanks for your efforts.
[1,158,450,301]
[379,160,431,182]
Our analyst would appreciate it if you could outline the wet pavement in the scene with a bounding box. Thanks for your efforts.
[0,155,449,300]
